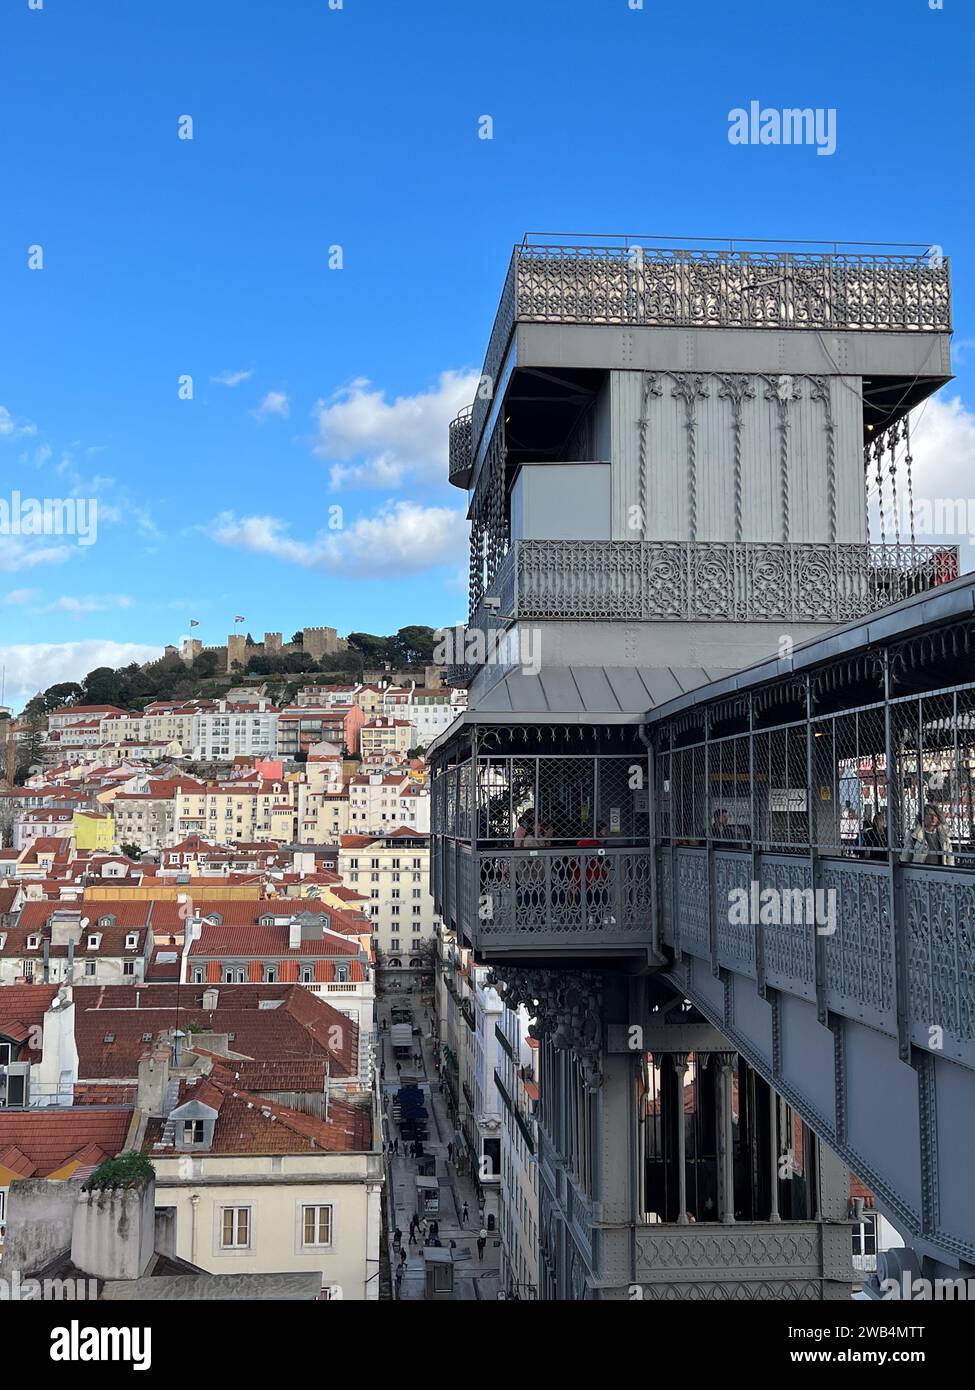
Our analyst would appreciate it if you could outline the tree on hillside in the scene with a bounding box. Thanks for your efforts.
[40,682,84,712]
[390,626,436,667]
[346,632,391,665]
[80,666,124,707]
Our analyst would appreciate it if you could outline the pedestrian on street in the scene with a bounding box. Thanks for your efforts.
[399,1249,407,1267]
[395,1265,403,1292]
[447,1142,454,1163]
[394,1227,402,1248]
[393,1139,399,1155]
[477,1230,487,1262]
[431,1221,439,1237]
[408,1225,417,1246]
[396,1062,401,1075]
[461,1202,469,1226]
[420,1218,428,1237]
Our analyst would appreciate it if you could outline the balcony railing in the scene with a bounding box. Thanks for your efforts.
[448,404,474,489]
[441,842,652,956]
[465,539,959,628]
[469,239,952,452]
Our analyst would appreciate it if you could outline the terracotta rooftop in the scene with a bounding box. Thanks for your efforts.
[0,1106,133,1176]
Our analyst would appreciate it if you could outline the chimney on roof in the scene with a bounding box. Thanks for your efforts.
[288,918,301,950]
[36,991,78,1108]
[202,986,219,1011]
[137,1038,172,1116]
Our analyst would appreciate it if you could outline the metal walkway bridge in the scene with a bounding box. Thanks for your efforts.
[648,572,975,1281]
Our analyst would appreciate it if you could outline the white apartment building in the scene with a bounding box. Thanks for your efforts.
[378,687,466,749]
[191,703,278,760]
[175,779,297,842]
[359,718,413,761]
[348,772,430,834]
[337,831,438,978]
[496,1001,540,1300]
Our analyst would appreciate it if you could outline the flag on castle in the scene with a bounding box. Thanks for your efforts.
[189,619,199,628]
[234,615,246,623]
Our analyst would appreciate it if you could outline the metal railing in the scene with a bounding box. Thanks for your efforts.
[442,843,651,953]
[469,240,952,453]
[463,539,959,628]
[448,404,473,488]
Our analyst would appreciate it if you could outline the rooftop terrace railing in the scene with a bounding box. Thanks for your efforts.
[469,239,952,453]
[470,539,960,628]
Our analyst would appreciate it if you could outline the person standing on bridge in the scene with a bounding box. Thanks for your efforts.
[902,804,953,866]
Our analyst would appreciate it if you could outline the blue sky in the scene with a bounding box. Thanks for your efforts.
[1,0,973,708]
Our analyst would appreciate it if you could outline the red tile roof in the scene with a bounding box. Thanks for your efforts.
[72,982,359,1080]
[145,1067,370,1154]
[0,1107,133,1176]
[188,923,360,958]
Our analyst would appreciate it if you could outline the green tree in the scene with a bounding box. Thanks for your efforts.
[80,666,124,706]
[41,681,83,711]
[390,625,436,667]
[346,632,393,666]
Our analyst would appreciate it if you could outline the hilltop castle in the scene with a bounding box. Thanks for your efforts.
[170,626,348,673]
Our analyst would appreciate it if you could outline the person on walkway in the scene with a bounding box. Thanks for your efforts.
[902,804,954,865]
[393,1139,399,1155]
[408,1225,417,1246]
[393,1227,402,1248]
[477,1231,487,1262]
[396,1062,402,1075]
[395,1265,404,1292]
[461,1201,469,1226]
[430,1220,438,1237]
[447,1142,454,1163]
[399,1248,407,1267]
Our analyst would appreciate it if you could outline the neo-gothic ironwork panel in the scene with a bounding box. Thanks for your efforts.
[473,540,958,626]
[714,850,757,977]
[675,848,709,960]
[473,847,650,951]
[821,861,896,1031]
[760,856,817,999]
[904,867,975,1068]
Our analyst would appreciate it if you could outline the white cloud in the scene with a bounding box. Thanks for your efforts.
[40,594,134,616]
[0,405,37,440]
[208,499,467,577]
[211,369,254,387]
[253,391,290,421]
[3,588,37,606]
[314,369,478,489]
[0,640,162,713]
[0,537,73,572]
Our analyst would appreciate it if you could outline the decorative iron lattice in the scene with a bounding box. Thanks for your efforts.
[467,244,950,458]
[468,416,510,617]
[478,539,959,624]
[476,847,650,944]
[454,754,650,846]
[448,404,473,485]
